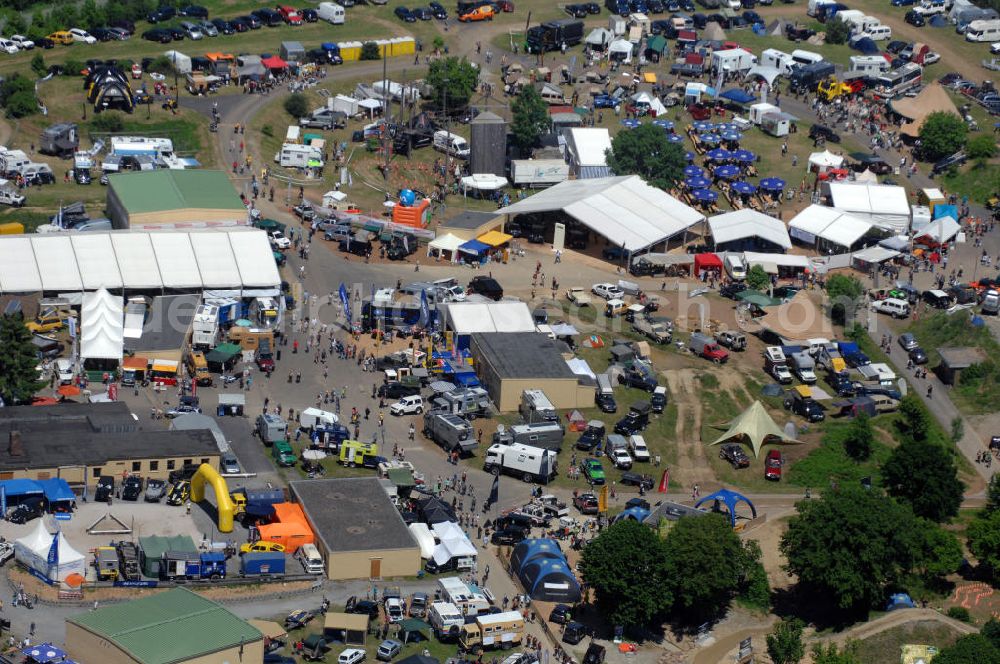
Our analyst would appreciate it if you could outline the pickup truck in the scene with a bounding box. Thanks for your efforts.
[632,317,671,344]
[299,108,344,130]
[269,230,291,249]
[716,331,747,351]
[689,332,730,364]
[566,287,593,306]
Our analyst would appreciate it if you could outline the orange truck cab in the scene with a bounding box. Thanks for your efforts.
[459,5,494,20]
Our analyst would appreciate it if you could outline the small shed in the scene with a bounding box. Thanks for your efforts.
[138,534,198,577]
[937,347,987,385]
[218,392,245,417]
[324,612,368,646]
[280,41,306,62]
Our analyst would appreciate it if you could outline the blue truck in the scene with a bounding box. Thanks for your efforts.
[240,551,286,577]
[159,552,227,580]
[232,488,285,525]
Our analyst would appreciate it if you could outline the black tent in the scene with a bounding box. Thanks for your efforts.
[414,495,456,525]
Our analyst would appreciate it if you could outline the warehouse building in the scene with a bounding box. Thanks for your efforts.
[0,402,220,491]
[470,332,596,412]
[106,170,247,229]
[66,587,264,664]
[290,477,420,580]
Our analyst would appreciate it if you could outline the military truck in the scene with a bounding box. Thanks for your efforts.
[423,412,478,454]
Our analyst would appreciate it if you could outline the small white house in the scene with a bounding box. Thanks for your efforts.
[275,143,323,169]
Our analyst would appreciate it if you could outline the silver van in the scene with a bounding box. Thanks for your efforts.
[297,543,325,574]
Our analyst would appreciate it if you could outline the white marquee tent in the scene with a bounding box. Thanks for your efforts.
[441,301,536,335]
[828,183,911,234]
[562,128,613,178]
[807,150,845,171]
[788,204,874,250]
[708,209,791,250]
[916,216,961,244]
[408,523,435,559]
[497,175,704,252]
[431,521,477,567]
[0,228,280,294]
[81,288,124,361]
[14,521,85,585]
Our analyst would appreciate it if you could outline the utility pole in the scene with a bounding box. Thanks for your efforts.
[381,50,390,178]
[443,78,449,196]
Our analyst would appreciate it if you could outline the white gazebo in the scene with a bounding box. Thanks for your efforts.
[808,150,845,173]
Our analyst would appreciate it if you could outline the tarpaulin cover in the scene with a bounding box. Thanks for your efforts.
[720,88,755,103]
[458,239,490,255]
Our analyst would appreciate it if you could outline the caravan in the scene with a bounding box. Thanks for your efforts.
[850,55,891,75]
[275,143,323,168]
[966,18,1000,40]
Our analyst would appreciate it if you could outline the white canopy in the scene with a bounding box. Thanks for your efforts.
[431,521,477,566]
[442,301,536,335]
[608,39,633,62]
[408,523,435,559]
[745,65,782,86]
[461,174,508,192]
[566,357,595,380]
[563,127,612,170]
[853,246,900,263]
[808,150,844,169]
[708,209,791,250]
[855,168,879,184]
[828,183,911,234]
[497,175,703,252]
[0,229,279,294]
[428,233,465,253]
[916,216,960,244]
[81,288,124,361]
[788,204,874,249]
[14,522,85,585]
[358,98,382,109]
[586,27,612,46]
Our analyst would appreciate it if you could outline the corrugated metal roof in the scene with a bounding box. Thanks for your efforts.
[108,170,245,214]
[69,588,262,664]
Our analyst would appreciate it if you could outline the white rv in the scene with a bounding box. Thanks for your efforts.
[275,143,323,168]
[849,55,891,75]
[967,18,1000,41]
[483,443,557,483]
[761,48,795,75]
[317,2,345,23]
[191,304,219,349]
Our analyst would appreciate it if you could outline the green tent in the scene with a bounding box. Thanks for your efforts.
[735,290,782,308]
[710,400,801,458]
[647,35,668,54]
[206,343,241,368]
[397,618,431,643]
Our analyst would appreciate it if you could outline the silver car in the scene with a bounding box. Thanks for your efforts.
[179,21,204,39]
[198,19,218,35]
[898,332,918,351]
[221,453,240,474]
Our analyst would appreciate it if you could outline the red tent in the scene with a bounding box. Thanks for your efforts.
[694,252,723,276]
[261,55,288,70]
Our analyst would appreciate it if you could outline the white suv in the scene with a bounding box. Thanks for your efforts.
[339,649,366,664]
[269,230,291,249]
[390,395,424,415]
[69,28,97,43]
[10,35,33,49]
[628,435,651,462]
[591,283,625,300]
[0,39,18,54]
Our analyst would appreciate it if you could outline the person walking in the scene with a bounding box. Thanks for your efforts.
[408,423,415,441]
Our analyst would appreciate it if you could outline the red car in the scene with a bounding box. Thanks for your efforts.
[277,5,303,24]
[764,450,783,481]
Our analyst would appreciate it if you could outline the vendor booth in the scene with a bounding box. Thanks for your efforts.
[14,521,86,586]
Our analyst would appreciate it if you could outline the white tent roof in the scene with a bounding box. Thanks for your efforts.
[408,523,435,559]
[17,520,52,553]
[496,175,703,252]
[609,39,633,53]
[81,288,124,361]
[745,66,782,86]
[0,229,280,294]
[586,27,612,45]
[808,150,844,169]
[431,521,477,565]
[855,168,879,184]
[828,183,911,232]
[917,215,960,243]
[564,128,612,167]
[429,233,464,252]
[788,204,874,248]
[460,174,508,191]
[443,301,536,335]
[743,251,811,271]
[853,246,900,263]
[708,209,791,249]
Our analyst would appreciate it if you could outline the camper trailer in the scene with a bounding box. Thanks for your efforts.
[849,55,890,75]
[275,143,323,168]
[966,18,1000,40]
[39,123,79,158]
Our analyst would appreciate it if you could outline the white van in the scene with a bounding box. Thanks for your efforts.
[317,1,345,23]
[761,48,795,75]
[433,131,470,159]
[871,297,910,318]
[967,19,1000,41]
[724,254,746,281]
[297,543,324,574]
[862,25,892,40]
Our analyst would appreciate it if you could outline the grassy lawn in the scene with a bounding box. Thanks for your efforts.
[941,162,1000,205]
[784,417,892,488]
[851,621,962,664]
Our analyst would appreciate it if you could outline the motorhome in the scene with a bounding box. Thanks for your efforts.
[760,48,795,75]
[966,18,1000,40]
[520,389,558,423]
[483,443,558,483]
[459,612,525,653]
[849,55,891,75]
[491,422,565,452]
[429,602,466,639]
[873,63,922,98]
[251,297,281,329]
[191,304,219,349]
[438,577,491,616]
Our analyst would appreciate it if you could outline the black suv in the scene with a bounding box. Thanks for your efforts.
[95,476,115,502]
[614,402,651,435]
[620,472,654,489]
[121,476,144,501]
[595,389,617,413]
[346,597,380,619]
[809,124,841,143]
[378,382,420,399]
[180,5,209,17]
[785,391,825,422]
[147,6,176,22]
[468,276,503,300]
[618,365,657,392]
[252,8,283,25]
[491,526,528,545]
[719,443,750,468]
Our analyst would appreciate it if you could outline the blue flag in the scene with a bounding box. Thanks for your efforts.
[1,485,6,518]
[487,461,500,508]
[47,532,59,567]
[338,283,351,323]
[419,289,430,328]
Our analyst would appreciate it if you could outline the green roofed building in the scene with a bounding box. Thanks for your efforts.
[106,170,246,229]
[66,587,263,664]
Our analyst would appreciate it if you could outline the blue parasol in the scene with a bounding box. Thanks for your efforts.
[706,148,732,161]
[620,119,640,128]
[23,645,67,664]
[721,131,742,142]
[732,149,755,162]
[685,176,711,189]
[692,189,718,202]
[683,165,705,178]
[716,122,736,132]
[693,121,713,132]
[698,133,721,145]
[731,181,757,195]
[653,119,675,130]
[714,164,740,179]
[667,133,685,143]
[685,151,695,162]
[760,177,786,191]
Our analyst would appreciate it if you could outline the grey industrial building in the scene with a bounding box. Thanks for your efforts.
[469,111,507,177]
[289,477,420,580]
[470,332,596,412]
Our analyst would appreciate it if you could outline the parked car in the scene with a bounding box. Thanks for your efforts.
[720,282,748,299]
[7,497,44,524]
[620,472,654,489]
[429,1,448,17]
[764,450,782,481]
[809,124,841,143]
[580,458,606,485]
[573,492,599,514]
[180,4,209,17]
[121,475,144,500]
[904,9,925,25]
[395,6,417,20]
[491,526,528,545]
[909,347,928,364]
[240,541,286,554]
[144,478,167,501]
[469,276,503,300]
[390,395,424,415]
[376,640,402,662]
[565,3,589,16]
[719,443,750,468]
[592,282,625,300]
[550,604,572,625]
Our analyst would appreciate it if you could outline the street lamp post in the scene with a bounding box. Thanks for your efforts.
[442,78,449,197]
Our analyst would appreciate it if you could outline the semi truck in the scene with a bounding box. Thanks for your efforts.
[525,18,584,53]
[240,551,286,577]
[483,442,558,483]
[423,412,477,454]
[159,551,227,580]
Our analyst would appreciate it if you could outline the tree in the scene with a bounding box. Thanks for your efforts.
[605,123,686,190]
[932,635,1000,664]
[30,52,45,78]
[968,134,998,162]
[664,514,752,622]
[811,644,862,664]
[0,73,32,107]
[426,57,478,112]
[824,17,850,44]
[283,93,308,119]
[881,438,963,522]
[5,90,35,118]
[91,111,124,133]
[968,509,1000,582]
[897,393,932,442]
[919,112,968,162]
[843,413,874,461]
[986,474,1000,514]
[982,618,1000,650]
[825,273,864,325]
[780,488,921,612]
[767,619,805,664]
[911,519,963,579]
[0,314,45,405]
[746,264,770,291]
[510,85,549,153]
[579,518,672,628]
[360,41,380,60]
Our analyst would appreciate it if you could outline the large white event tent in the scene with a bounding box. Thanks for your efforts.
[14,520,85,585]
[81,288,124,362]
[496,175,704,253]
[0,228,280,294]
[707,209,792,251]
[827,183,911,234]
[789,205,875,252]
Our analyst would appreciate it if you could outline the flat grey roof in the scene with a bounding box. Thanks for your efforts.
[290,478,417,553]
[0,402,219,471]
[440,210,499,231]
[472,332,576,380]
[127,294,199,354]
[938,347,987,369]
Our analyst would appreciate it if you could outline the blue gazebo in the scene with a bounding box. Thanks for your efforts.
[695,488,757,526]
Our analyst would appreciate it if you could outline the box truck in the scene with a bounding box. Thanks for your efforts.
[483,442,557,483]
